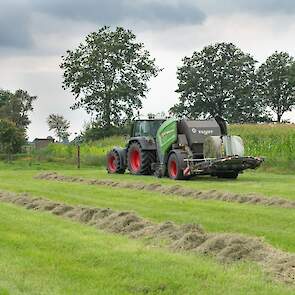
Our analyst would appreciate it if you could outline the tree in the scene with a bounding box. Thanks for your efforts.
[289,62,295,86]
[47,114,70,143]
[256,51,295,122]
[0,89,35,154]
[82,121,131,142]
[60,26,160,128]
[0,119,25,156]
[0,89,37,130]
[170,42,268,123]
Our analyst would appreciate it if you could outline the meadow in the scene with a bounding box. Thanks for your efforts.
[0,123,294,294]
[0,168,295,294]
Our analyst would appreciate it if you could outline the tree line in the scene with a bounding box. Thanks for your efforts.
[1,26,295,152]
[61,27,295,142]
[171,43,295,123]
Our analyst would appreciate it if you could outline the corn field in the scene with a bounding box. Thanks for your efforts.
[230,124,295,171]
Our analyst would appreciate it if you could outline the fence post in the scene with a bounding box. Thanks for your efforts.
[77,144,80,169]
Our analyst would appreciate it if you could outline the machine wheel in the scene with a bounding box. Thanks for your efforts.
[127,142,155,175]
[167,152,188,180]
[216,172,239,179]
[106,150,125,174]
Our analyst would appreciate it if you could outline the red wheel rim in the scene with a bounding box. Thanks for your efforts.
[169,159,177,177]
[108,155,117,173]
[130,149,141,172]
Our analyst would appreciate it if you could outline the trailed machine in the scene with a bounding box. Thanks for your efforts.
[107,117,262,180]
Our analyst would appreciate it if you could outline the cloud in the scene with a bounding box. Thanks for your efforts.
[234,0,295,14]
[2,0,295,50]
[0,2,33,49]
[198,0,295,15]
[3,0,295,50]
[33,0,205,25]
[0,0,205,50]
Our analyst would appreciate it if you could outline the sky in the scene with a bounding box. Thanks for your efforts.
[1,0,295,140]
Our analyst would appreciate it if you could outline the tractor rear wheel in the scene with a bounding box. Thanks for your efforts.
[127,142,155,175]
[107,150,125,174]
[167,152,188,180]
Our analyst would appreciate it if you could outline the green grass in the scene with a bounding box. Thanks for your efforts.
[0,165,294,294]
[0,202,292,295]
[61,169,295,200]
[0,169,294,253]
[0,160,80,171]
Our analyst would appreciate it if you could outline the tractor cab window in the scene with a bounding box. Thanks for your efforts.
[133,120,164,138]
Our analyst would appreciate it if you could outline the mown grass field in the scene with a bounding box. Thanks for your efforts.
[0,165,294,294]
[0,202,289,295]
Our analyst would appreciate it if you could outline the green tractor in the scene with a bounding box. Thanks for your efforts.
[106,117,262,180]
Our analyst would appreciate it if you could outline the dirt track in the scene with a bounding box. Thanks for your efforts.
[0,190,294,285]
[36,172,295,209]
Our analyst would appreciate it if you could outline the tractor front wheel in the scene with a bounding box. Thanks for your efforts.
[106,150,125,174]
[127,142,155,175]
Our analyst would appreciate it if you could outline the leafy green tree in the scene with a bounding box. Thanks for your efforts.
[0,89,37,130]
[289,62,295,86]
[0,90,9,108]
[82,121,131,142]
[256,51,295,122]
[170,42,268,123]
[0,119,25,155]
[60,26,160,128]
[47,114,70,143]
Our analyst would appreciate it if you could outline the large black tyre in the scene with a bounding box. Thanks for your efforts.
[216,171,239,179]
[127,142,155,175]
[106,150,126,174]
[167,151,188,180]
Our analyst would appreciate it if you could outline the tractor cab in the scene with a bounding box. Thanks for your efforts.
[131,119,165,138]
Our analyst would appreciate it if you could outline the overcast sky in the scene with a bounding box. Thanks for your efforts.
[1,0,295,140]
